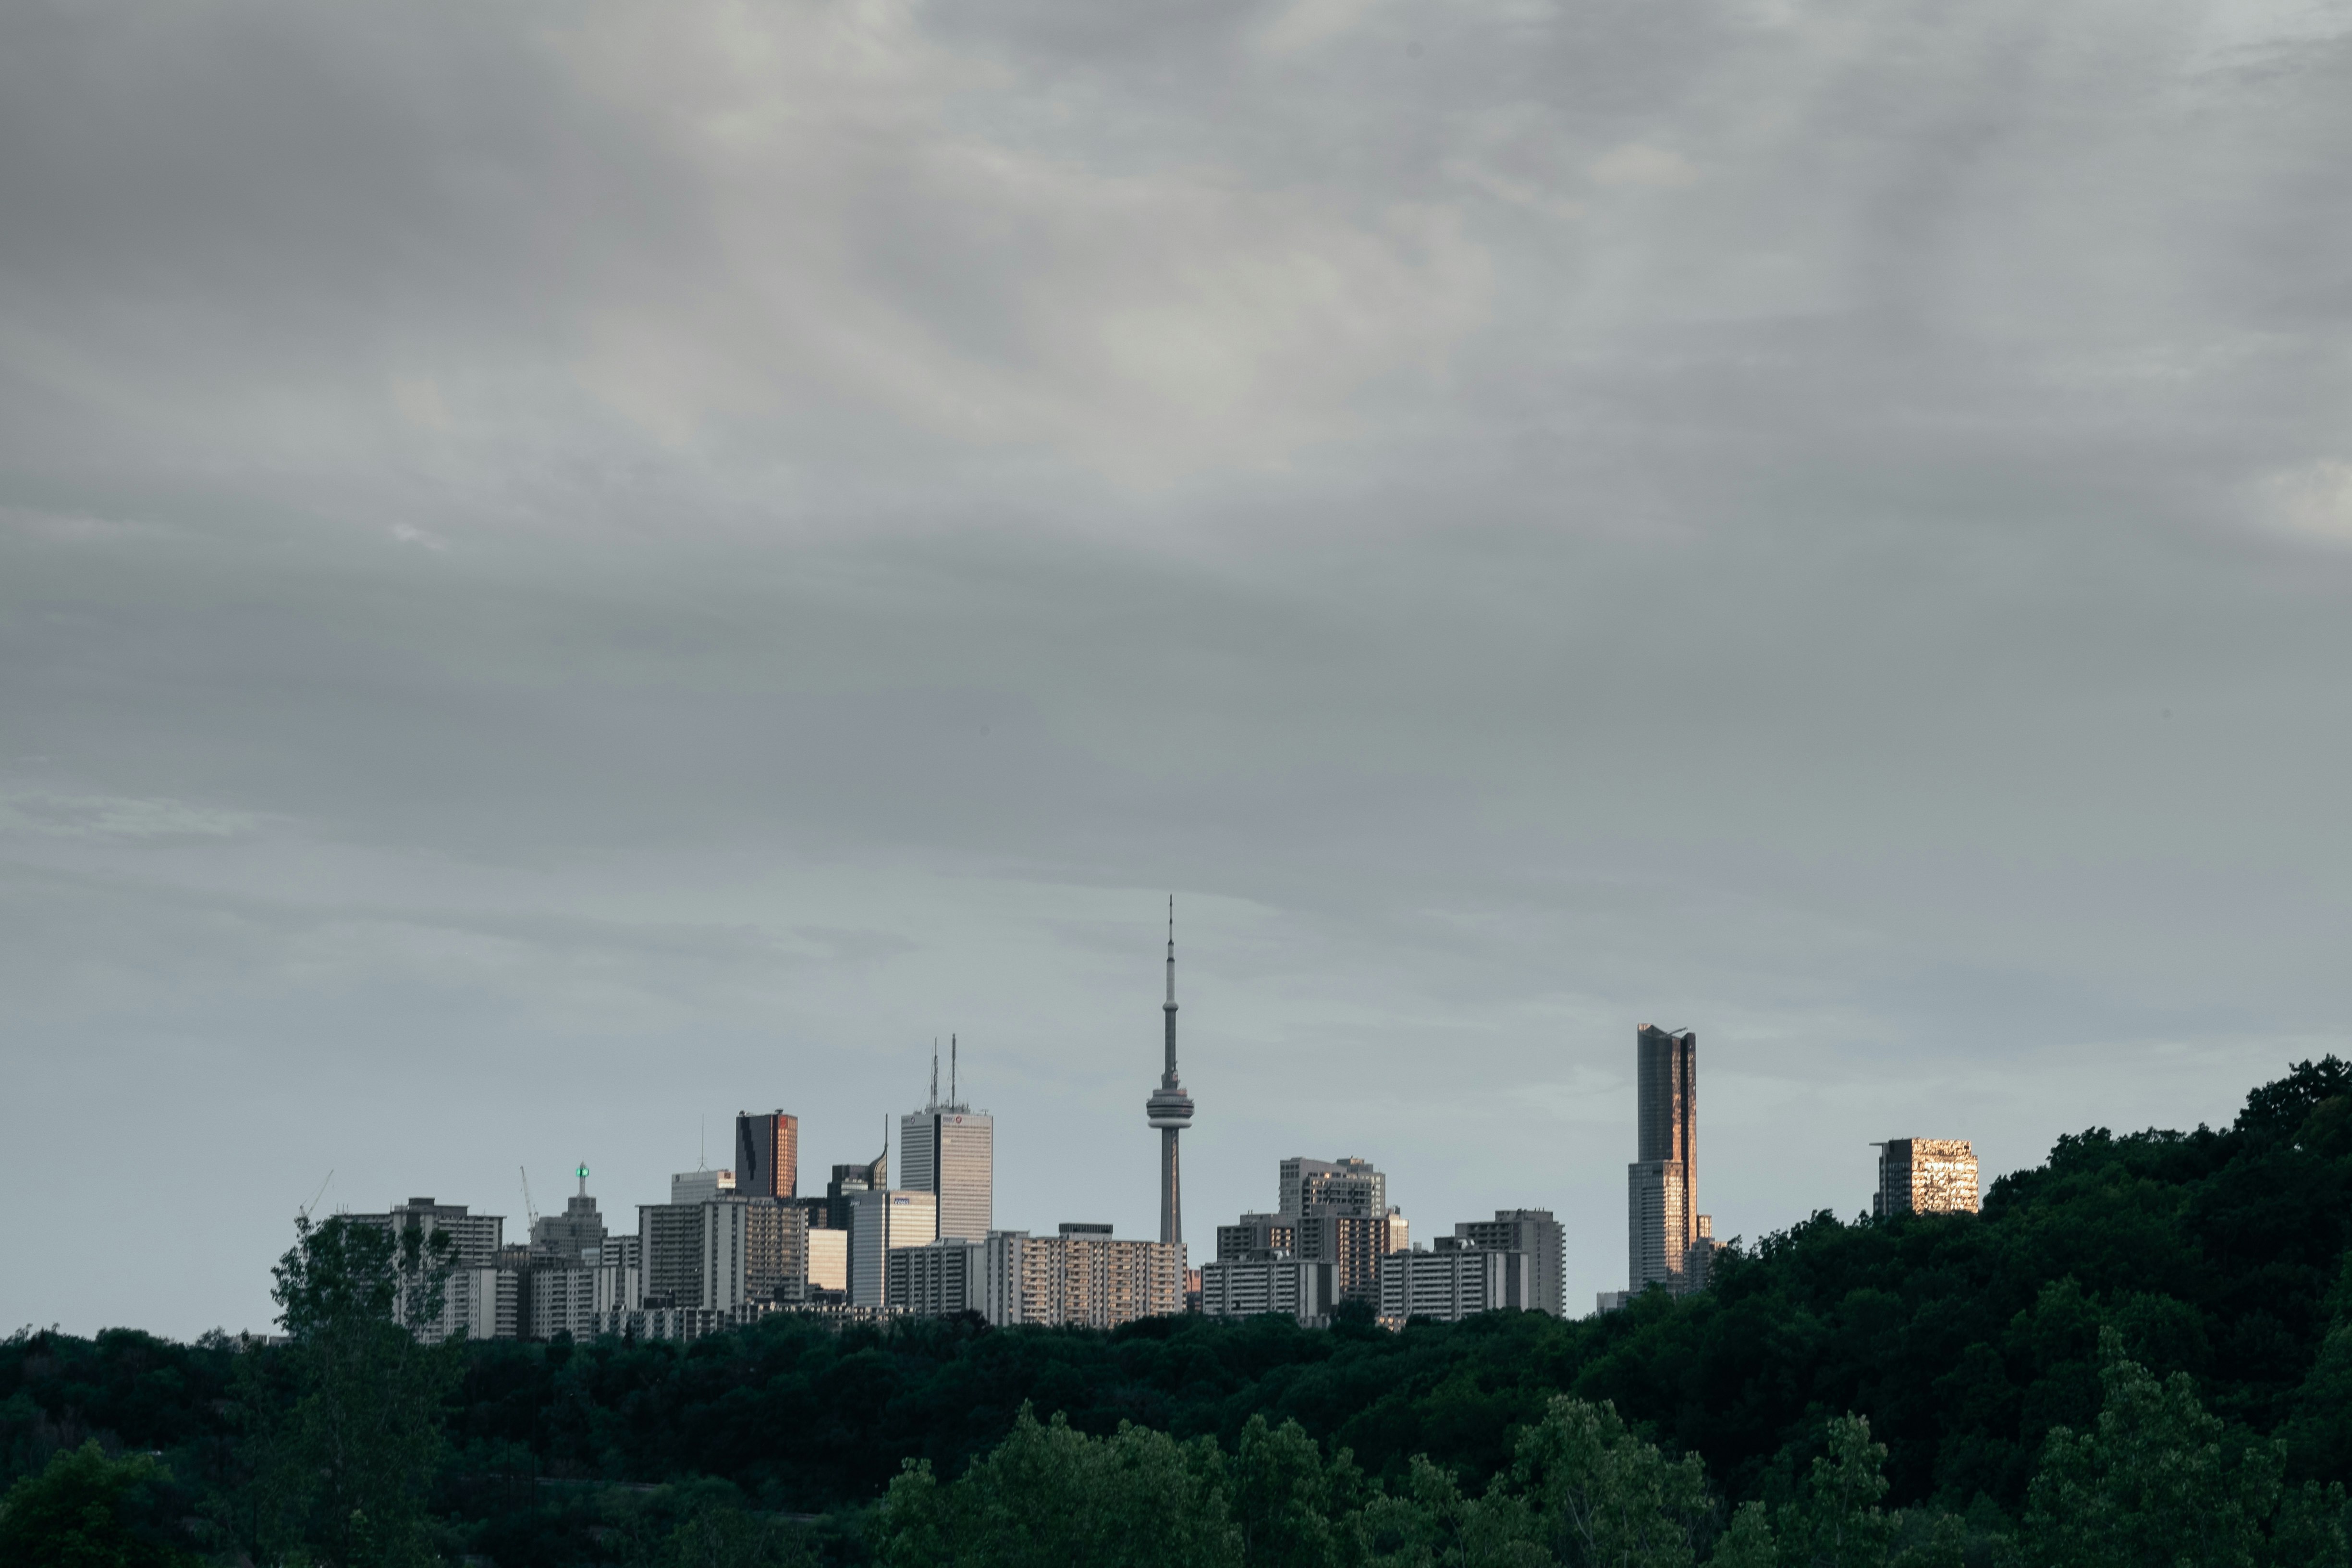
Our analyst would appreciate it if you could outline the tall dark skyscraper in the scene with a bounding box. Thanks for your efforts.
[734,1111,799,1201]
[1144,898,1194,1248]
[1627,1024,1706,1296]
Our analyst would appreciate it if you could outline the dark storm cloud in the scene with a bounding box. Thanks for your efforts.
[2,0,2350,1334]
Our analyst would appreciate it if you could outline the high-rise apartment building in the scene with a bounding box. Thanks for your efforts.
[1280,1157,1386,1219]
[1292,1213,1398,1304]
[1216,1213,1297,1260]
[885,1227,1179,1328]
[638,1196,709,1311]
[530,1267,599,1341]
[351,1198,508,1340]
[1451,1210,1565,1317]
[901,1037,994,1242]
[887,1237,990,1319]
[735,1112,799,1201]
[1144,900,1195,1250]
[1379,1243,1537,1322]
[1626,1024,1712,1298]
[1199,1255,1337,1326]
[1269,1156,1409,1303]
[1874,1139,1980,1216]
[637,1191,811,1312]
[1023,1224,1185,1327]
[370,1197,504,1268]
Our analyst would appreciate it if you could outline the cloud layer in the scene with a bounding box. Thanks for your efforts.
[2,0,2350,1335]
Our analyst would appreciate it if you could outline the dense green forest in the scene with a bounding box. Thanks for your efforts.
[6,1058,2352,1566]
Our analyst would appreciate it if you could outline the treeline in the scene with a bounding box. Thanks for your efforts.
[4,1058,2352,1565]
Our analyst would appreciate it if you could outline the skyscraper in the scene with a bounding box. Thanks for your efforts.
[734,1111,799,1201]
[823,1153,887,1232]
[1626,1024,1710,1297]
[900,1035,995,1242]
[1143,898,1195,1248]
[529,1164,608,1266]
[848,1188,937,1308]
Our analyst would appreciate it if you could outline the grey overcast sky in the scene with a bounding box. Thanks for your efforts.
[4,0,2351,1338]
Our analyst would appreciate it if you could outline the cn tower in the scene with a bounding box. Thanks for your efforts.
[1143,896,1194,1247]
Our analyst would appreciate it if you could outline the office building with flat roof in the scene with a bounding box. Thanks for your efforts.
[670,1169,735,1204]
[901,1037,994,1243]
[824,1156,886,1232]
[848,1188,938,1308]
[735,1112,799,1201]
[1875,1139,1980,1216]
[806,1227,848,1297]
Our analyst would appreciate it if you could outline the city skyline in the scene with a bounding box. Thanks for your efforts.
[275,972,2000,1343]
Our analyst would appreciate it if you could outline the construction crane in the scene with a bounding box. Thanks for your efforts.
[519,1165,539,1234]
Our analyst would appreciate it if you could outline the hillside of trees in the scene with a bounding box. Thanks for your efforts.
[5,1057,2352,1565]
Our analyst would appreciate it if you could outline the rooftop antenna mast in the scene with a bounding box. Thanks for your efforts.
[930,1038,940,1111]
[951,1032,958,1110]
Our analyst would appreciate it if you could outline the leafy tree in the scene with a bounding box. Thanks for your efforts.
[2019,1329,2346,1568]
[645,1488,813,1568]
[1772,1417,1895,1568]
[245,1213,461,1568]
[878,1403,1239,1568]
[0,1441,191,1568]
[1484,1396,1713,1568]
[1707,1505,1775,1568]
[1358,1455,1472,1568]
[1231,1414,1365,1568]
